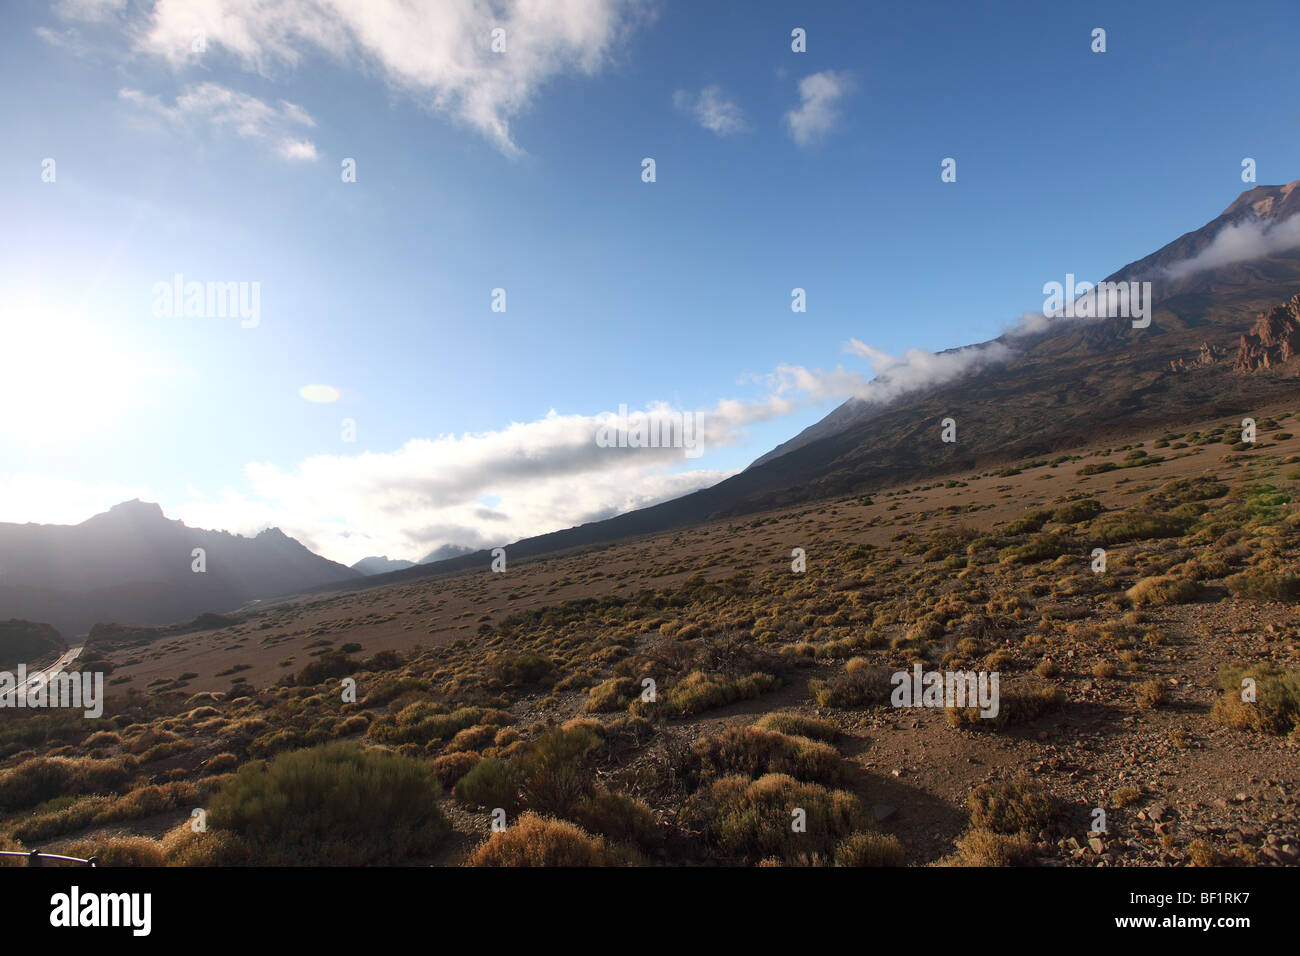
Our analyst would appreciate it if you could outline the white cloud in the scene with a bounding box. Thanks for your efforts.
[170,404,761,565]
[105,0,645,156]
[1163,213,1300,280]
[673,85,747,135]
[120,82,319,160]
[1003,309,1057,337]
[784,70,853,147]
[277,138,319,161]
[769,339,1014,405]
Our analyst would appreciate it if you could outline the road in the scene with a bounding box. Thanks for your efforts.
[12,641,86,693]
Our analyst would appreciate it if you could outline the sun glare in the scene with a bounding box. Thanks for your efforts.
[0,308,134,439]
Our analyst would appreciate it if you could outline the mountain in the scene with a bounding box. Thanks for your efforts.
[419,544,474,564]
[306,181,1300,595]
[755,181,1300,470]
[0,500,361,636]
[351,555,417,575]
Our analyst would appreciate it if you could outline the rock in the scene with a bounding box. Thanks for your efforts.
[871,804,897,822]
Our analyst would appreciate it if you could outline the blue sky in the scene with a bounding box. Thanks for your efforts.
[2,0,1299,565]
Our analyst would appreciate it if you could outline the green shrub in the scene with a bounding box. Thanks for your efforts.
[653,670,781,718]
[571,791,659,849]
[518,725,601,816]
[753,712,839,741]
[453,756,520,811]
[998,534,1074,564]
[1126,575,1200,607]
[1076,462,1119,476]
[207,741,449,865]
[490,652,554,687]
[1003,510,1053,535]
[946,679,1064,729]
[1053,498,1102,523]
[694,726,844,785]
[703,773,867,863]
[294,650,359,686]
[809,659,892,709]
[1091,511,1193,545]
[1225,568,1300,601]
[0,755,134,813]
[584,676,639,714]
[1211,666,1300,734]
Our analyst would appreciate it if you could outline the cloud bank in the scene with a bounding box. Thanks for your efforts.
[1163,213,1300,280]
[769,339,1014,406]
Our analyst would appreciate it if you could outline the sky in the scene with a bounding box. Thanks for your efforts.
[2,0,1300,566]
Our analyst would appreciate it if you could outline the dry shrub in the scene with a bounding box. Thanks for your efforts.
[1126,575,1200,607]
[753,711,839,741]
[1210,666,1300,734]
[834,831,906,867]
[466,812,635,866]
[571,791,659,849]
[1135,680,1167,709]
[63,836,165,867]
[432,750,481,788]
[967,775,1059,836]
[950,828,1036,866]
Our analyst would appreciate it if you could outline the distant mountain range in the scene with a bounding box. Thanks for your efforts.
[350,544,474,575]
[0,500,359,637]
[350,555,416,575]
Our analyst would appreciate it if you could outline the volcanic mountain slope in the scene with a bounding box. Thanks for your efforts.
[756,181,1300,471]
[336,182,1300,594]
[0,500,360,636]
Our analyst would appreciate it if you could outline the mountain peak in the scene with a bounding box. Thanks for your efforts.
[1220,180,1300,221]
[103,499,167,520]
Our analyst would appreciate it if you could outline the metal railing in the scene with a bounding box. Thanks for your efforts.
[0,850,96,867]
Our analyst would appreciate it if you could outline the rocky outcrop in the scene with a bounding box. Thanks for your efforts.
[1171,293,1300,373]
[1234,294,1300,371]
[1170,340,1231,372]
